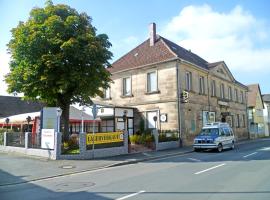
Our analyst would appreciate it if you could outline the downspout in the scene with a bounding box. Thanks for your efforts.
[176,59,182,147]
[207,72,211,117]
[246,92,250,139]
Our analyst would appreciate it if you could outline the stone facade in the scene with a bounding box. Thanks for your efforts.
[96,60,248,145]
[179,62,248,144]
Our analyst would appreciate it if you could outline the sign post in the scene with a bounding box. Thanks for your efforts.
[92,104,98,156]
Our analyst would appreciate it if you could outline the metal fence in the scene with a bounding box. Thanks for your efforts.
[27,132,41,149]
[0,132,4,145]
[6,132,25,147]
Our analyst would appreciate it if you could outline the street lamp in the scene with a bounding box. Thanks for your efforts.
[81,106,86,133]
[122,110,127,131]
[122,110,128,143]
[153,116,157,129]
[26,116,31,132]
[5,118,9,132]
[56,108,62,133]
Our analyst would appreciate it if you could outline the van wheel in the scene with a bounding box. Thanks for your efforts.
[217,143,223,152]
[194,148,200,152]
[231,141,235,150]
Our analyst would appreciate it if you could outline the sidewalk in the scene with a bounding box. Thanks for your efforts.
[0,146,193,186]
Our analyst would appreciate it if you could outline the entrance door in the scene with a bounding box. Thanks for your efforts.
[221,116,226,122]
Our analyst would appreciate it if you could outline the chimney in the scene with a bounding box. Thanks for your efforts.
[149,23,156,46]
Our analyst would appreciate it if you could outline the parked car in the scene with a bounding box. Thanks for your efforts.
[193,122,235,152]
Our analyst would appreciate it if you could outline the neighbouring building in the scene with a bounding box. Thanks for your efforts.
[0,95,44,118]
[247,84,266,138]
[262,94,270,137]
[95,23,249,145]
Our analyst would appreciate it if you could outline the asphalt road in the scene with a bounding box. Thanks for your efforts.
[1,139,270,200]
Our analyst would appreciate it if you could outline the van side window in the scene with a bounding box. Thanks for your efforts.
[224,128,231,136]
[220,128,225,136]
[229,129,233,136]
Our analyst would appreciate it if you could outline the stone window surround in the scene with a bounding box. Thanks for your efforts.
[199,76,205,95]
[103,87,111,100]
[145,109,160,129]
[185,71,192,91]
[211,79,216,97]
[122,76,133,97]
[236,114,240,128]
[220,83,225,99]
[242,114,246,127]
[240,91,244,103]
[228,86,233,101]
[145,70,159,94]
[234,88,238,102]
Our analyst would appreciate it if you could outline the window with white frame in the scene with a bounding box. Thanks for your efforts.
[211,80,216,96]
[185,72,192,91]
[104,87,110,99]
[220,83,225,99]
[228,86,232,100]
[199,76,205,94]
[147,71,158,93]
[123,77,131,96]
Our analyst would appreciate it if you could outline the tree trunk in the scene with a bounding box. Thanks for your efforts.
[61,103,70,142]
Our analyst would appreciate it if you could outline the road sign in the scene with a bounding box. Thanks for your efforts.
[160,113,168,122]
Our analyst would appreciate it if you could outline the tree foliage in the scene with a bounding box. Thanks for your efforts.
[5,1,112,138]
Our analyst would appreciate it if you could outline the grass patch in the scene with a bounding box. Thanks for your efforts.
[62,148,80,154]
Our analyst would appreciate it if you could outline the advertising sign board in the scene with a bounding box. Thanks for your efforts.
[41,129,55,149]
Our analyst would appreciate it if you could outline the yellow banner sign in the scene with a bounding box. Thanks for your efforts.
[86,132,124,145]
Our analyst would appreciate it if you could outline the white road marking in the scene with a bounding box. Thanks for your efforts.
[259,147,270,151]
[188,158,201,162]
[243,152,257,158]
[194,163,226,175]
[116,190,145,200]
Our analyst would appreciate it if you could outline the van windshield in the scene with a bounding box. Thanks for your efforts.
[200,128,219,136]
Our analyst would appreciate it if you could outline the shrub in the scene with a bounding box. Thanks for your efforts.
[158,130,179,143]
[0,128,6,134]
[130,134,140,144]
[129,133,155,145]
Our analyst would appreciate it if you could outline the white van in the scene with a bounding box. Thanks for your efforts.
[193,122,235,152]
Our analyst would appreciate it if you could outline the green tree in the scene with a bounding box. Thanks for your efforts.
[5,1,112,140]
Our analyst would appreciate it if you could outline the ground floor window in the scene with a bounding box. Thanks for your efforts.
[227,116,233,127]
[236,114,240,128]
[242,114,246,127]
[146,111,158,129]
[101,119,114,132]
[202,111,216,126]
